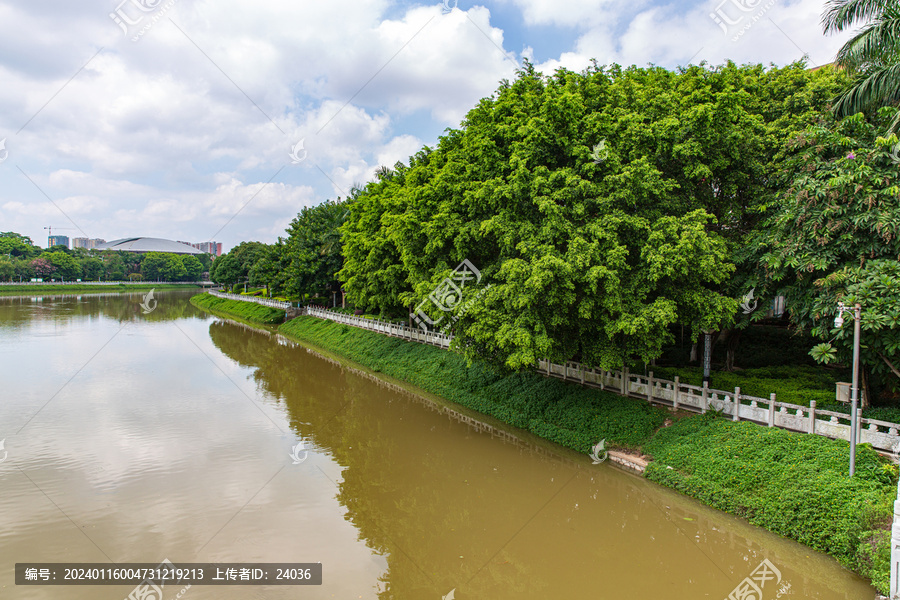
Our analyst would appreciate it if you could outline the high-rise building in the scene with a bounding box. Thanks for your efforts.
[48,235,69,249]
[72,237,106,249]
[178,241,223,256]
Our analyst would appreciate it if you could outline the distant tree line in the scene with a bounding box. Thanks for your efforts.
[0,232,210,282]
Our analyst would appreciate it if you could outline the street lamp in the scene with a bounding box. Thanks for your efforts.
[835,302,862,477]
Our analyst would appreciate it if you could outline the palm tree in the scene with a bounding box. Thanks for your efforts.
[822,0,900,130]
[319,204,349,257]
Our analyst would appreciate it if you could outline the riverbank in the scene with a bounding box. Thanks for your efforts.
[191,297,895,594]
[190,293,285,325]
[0,283,202,295]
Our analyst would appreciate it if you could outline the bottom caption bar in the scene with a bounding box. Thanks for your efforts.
[16,563,322,585]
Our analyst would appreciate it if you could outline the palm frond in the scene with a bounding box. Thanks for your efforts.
[832,63,900,119]
[822,0,890,34]
[888,108,900,132]
[835,13,900,72]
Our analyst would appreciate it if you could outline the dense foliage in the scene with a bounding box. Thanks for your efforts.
[338,61,848,371]
[750,108,900,399]
[205,60,895,405]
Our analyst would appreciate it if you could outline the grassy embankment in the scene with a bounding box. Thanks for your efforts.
[188,296,895,594]
[0,283,201,295]
[190,293,285,325]
[277,316,895,594]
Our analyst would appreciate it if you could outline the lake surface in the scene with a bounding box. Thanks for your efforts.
[0,290,876,599]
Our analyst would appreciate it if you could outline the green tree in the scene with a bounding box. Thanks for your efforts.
[248,242,289,296]
[141,252,168,281]
[14,259,35,281]
[162,254,186,281]
[809,260,900,397]
[103,253,126,280]
[285,200,348,301]
[0,258,14,281]
[42,251,81,280]
[0,232,41,259]
[209,242,266,289]
[823,0,900,131]
[182,255,203,281]
[80,258,103,280]
[751,108,900,402]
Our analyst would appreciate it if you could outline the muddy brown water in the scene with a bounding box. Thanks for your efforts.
[0,291,877,599]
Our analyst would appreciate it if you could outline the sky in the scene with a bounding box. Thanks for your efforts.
[0,0,854,252]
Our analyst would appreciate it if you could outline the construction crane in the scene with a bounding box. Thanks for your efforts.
[44,226,77,237]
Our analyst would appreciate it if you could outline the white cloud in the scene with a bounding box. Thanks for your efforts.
[0,0,859,251]
[500,0,629,28]
[530,0,854,75]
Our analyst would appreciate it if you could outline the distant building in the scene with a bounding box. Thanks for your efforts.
[72,237,106,249]
[177,240,223,256]
[48,235,69,249]
[95,237,206,255]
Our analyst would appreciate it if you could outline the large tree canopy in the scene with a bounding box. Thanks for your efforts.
[339,61,845,371]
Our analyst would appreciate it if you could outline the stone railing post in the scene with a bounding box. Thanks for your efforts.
[701,382,708,414]
[808,400,817,434]
[768,394,776,427]
[647,371,654,403]
[621,367,628,396]
[733,387,740,422]
[580,363,585,385]
[673,376,680,410]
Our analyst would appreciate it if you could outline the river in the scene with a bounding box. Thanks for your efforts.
[0,290,876,599]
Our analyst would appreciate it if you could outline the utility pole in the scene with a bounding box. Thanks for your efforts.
[835,302,862,476]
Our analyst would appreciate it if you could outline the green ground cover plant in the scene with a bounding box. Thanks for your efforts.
[643,413,895,593]
[190,293,285,325]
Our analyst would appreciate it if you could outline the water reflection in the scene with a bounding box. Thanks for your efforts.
[0,289,205,329]
[207,319,873,600]
[0,294,877,600]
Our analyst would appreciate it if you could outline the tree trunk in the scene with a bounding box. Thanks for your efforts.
[690,343,698,362]
[725,329,742,372]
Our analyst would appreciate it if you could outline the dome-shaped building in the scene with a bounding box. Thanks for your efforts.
[95,237,207,255]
